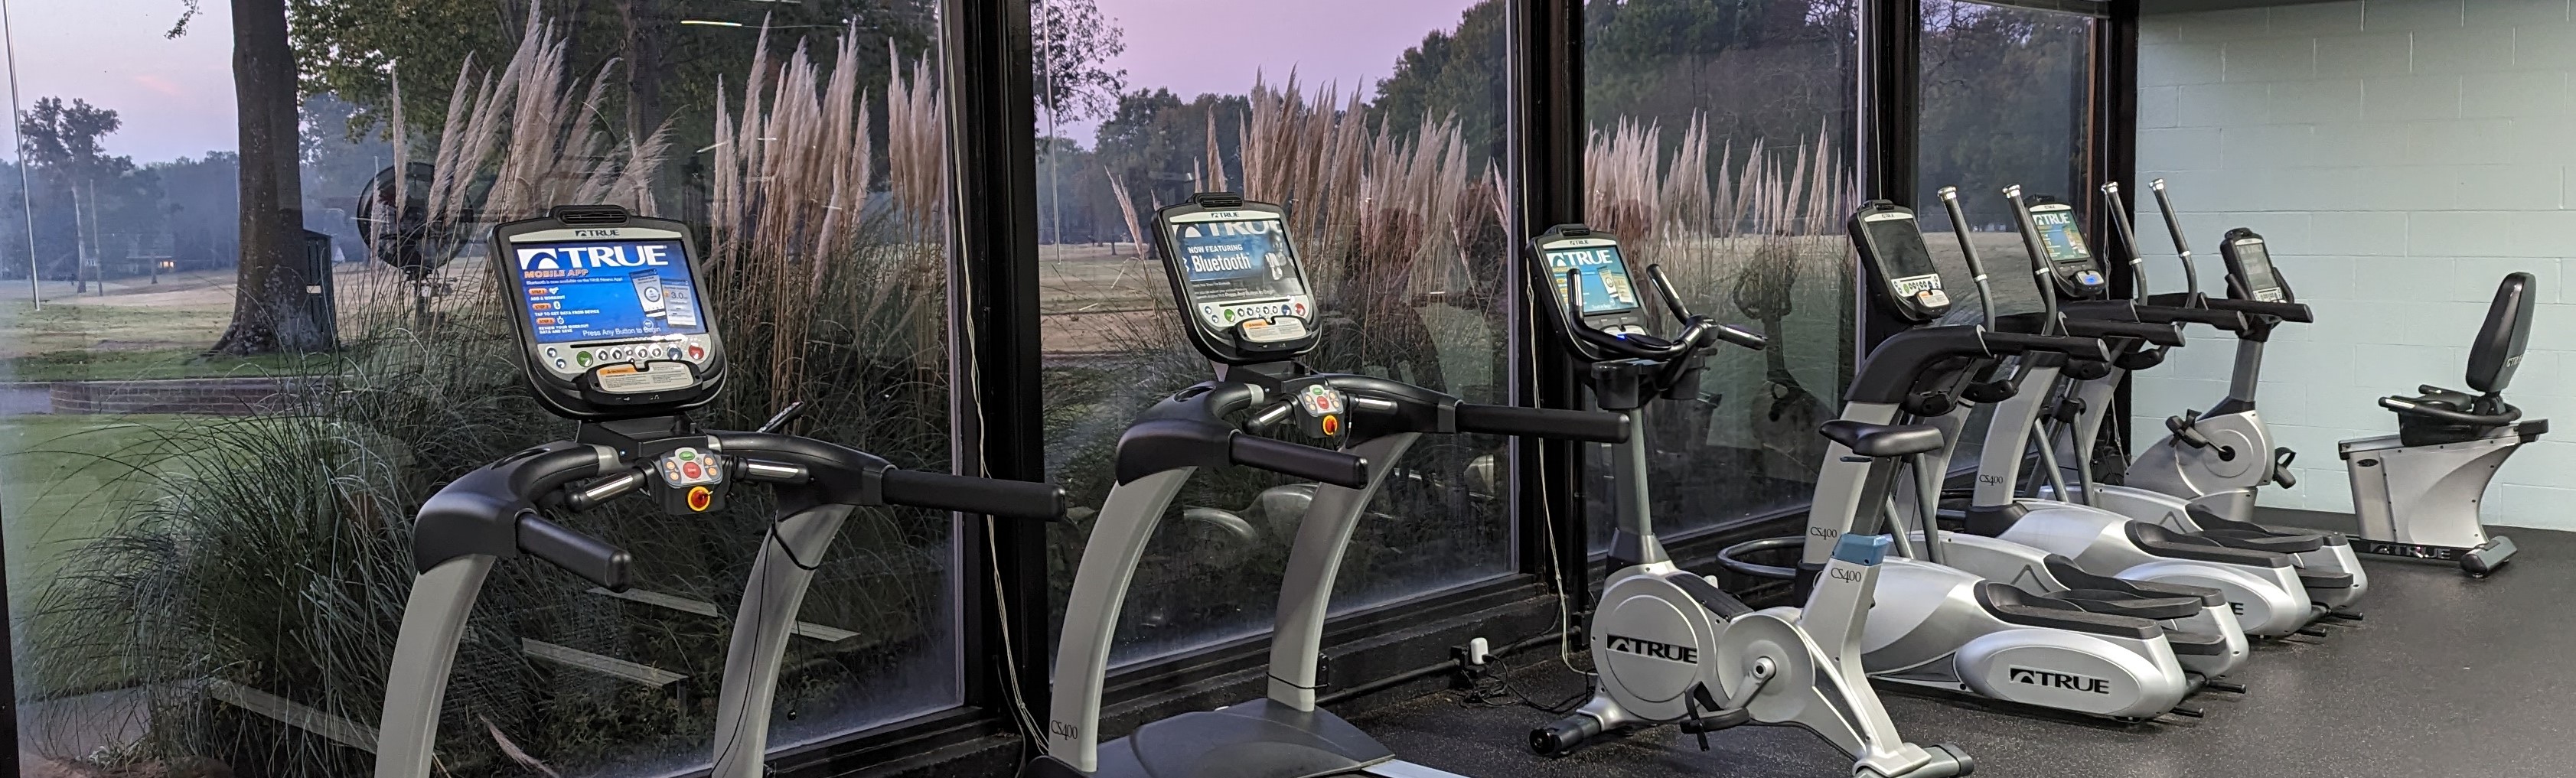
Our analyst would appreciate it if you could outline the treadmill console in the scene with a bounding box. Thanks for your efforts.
[1846,201,1953,324]
[494,205,727,420]
[2025,200,2108,299]
[1153,194,1319,364]
[1528,224,1649,362]
[2219,228,2291,303]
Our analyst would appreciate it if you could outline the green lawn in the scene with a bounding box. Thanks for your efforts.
[1,415,210,611]
[2,348,323,382]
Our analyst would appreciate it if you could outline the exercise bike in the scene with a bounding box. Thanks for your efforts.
[1025,194,1632,778]
[2339,272,2543,576]
[1522,224,1974,778]
[373,206,1068,778]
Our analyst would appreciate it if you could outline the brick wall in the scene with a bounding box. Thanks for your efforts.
[2134,0,2576,528]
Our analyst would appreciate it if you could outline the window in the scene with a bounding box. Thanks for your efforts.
[1032,0,1516,666]
[5,3,960,775]
[1579,0,1861,546]
[1916,0,2098,457]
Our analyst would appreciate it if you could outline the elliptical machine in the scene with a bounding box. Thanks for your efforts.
[1522,225,1973,778]
[1948,187,2327,640]
[2037,181,2368,608]
[1026,194,1633,778]
[2339,272,2542,576]
[1784,200,2210,722]
[373,206,1068,778]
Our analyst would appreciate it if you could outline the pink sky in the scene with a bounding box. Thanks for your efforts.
[5,0,1479,163]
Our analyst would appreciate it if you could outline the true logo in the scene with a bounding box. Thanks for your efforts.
[2007,666,2112,695]
[517,243,674,272]
[1605,634,1699,664]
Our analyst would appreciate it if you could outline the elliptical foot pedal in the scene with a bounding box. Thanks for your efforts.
[2464,536,2517,577]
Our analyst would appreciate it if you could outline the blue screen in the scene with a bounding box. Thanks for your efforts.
[511,239,709,344]
[1544,246,1639,314]
[2031,208,2093,264]
[1174,216,1303,301]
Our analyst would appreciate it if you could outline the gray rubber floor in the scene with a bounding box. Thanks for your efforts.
[1351,526,2572,777]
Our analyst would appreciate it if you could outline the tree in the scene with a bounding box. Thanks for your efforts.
[1035,0,1127,124]
[16,98,145,285]
[203,0,330,353]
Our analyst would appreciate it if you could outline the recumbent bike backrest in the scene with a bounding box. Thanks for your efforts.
[2467,272,2535,395]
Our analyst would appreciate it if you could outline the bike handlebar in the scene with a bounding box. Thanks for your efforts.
[2380,396,2522,427]
[2064,318,2186,347]
[2203,298,2314,323]
[1981,330,2115,362]
[1454,403,1630,443]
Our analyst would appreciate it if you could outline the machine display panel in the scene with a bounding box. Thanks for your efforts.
[2229,236,2283,301]
[1543,243,1640,315]
[510,239,709,344]
[1857,211,1942,282]
[2029,205,2095,265]
[1165,211,1313,343]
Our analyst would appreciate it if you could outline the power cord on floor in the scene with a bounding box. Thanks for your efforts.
[1456,654,1592,715]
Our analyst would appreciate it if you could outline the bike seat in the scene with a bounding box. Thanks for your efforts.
[1974,582,2160,640]
[2043,555,2225,607]
[2045,589,2206,621]
[2164,629,2232,657]
[2127,523,2294,569]
[1817,419,1945,458]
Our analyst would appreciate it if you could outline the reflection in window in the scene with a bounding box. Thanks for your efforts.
[1580,0,1860,547]
[1917,0,2095,461]
[7,5,959,776]
[1034,0,1514,666]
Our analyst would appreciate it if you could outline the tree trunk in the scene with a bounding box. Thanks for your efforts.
[621,0,668,145]
[211,0,327,355]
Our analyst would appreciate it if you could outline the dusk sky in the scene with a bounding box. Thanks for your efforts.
[6,0,1476,164]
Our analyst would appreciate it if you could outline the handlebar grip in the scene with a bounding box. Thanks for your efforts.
[1709,324,1767,350]
[517,513,633,591]
[879,470,1068,520]
[1454,404,1631,443]
[2064,318,2186,347]
[1229,434,1371,489]
[2379,396,2522,426]
[1982,331,2114,361]
[2203,298,2314,323]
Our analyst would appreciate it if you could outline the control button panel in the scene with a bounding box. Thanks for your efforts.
[657,446,725,487]
[1296,384,1347,439]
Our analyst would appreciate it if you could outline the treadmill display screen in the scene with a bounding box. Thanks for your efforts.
[1167,214,1312,332]
[2232,237,2283,301]
[2030,206,2094,266]
[510,239,709,344]
[1859,211,1941,280]
[1544,245,1641,314]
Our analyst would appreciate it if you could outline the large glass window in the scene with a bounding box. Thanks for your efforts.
[1916,0,2097,458]
[1580,0,1860,546]
[1032,0,1515,665]
[6,3,960,775]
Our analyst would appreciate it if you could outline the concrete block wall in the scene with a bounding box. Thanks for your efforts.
[2134,0,2576,529]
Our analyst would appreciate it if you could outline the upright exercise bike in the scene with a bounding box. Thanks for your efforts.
[1522,224,1974,778]
[1026,194,1632,778]
[373,206,1067,778]
[2340,272,2544,576]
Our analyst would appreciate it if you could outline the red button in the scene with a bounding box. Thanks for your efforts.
[1321,415,1340,436]
[686,486,713,511]
[682,461,703,480]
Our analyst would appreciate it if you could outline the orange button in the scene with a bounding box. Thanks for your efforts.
[686,485,712,512]
[1321,415,1340,436]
